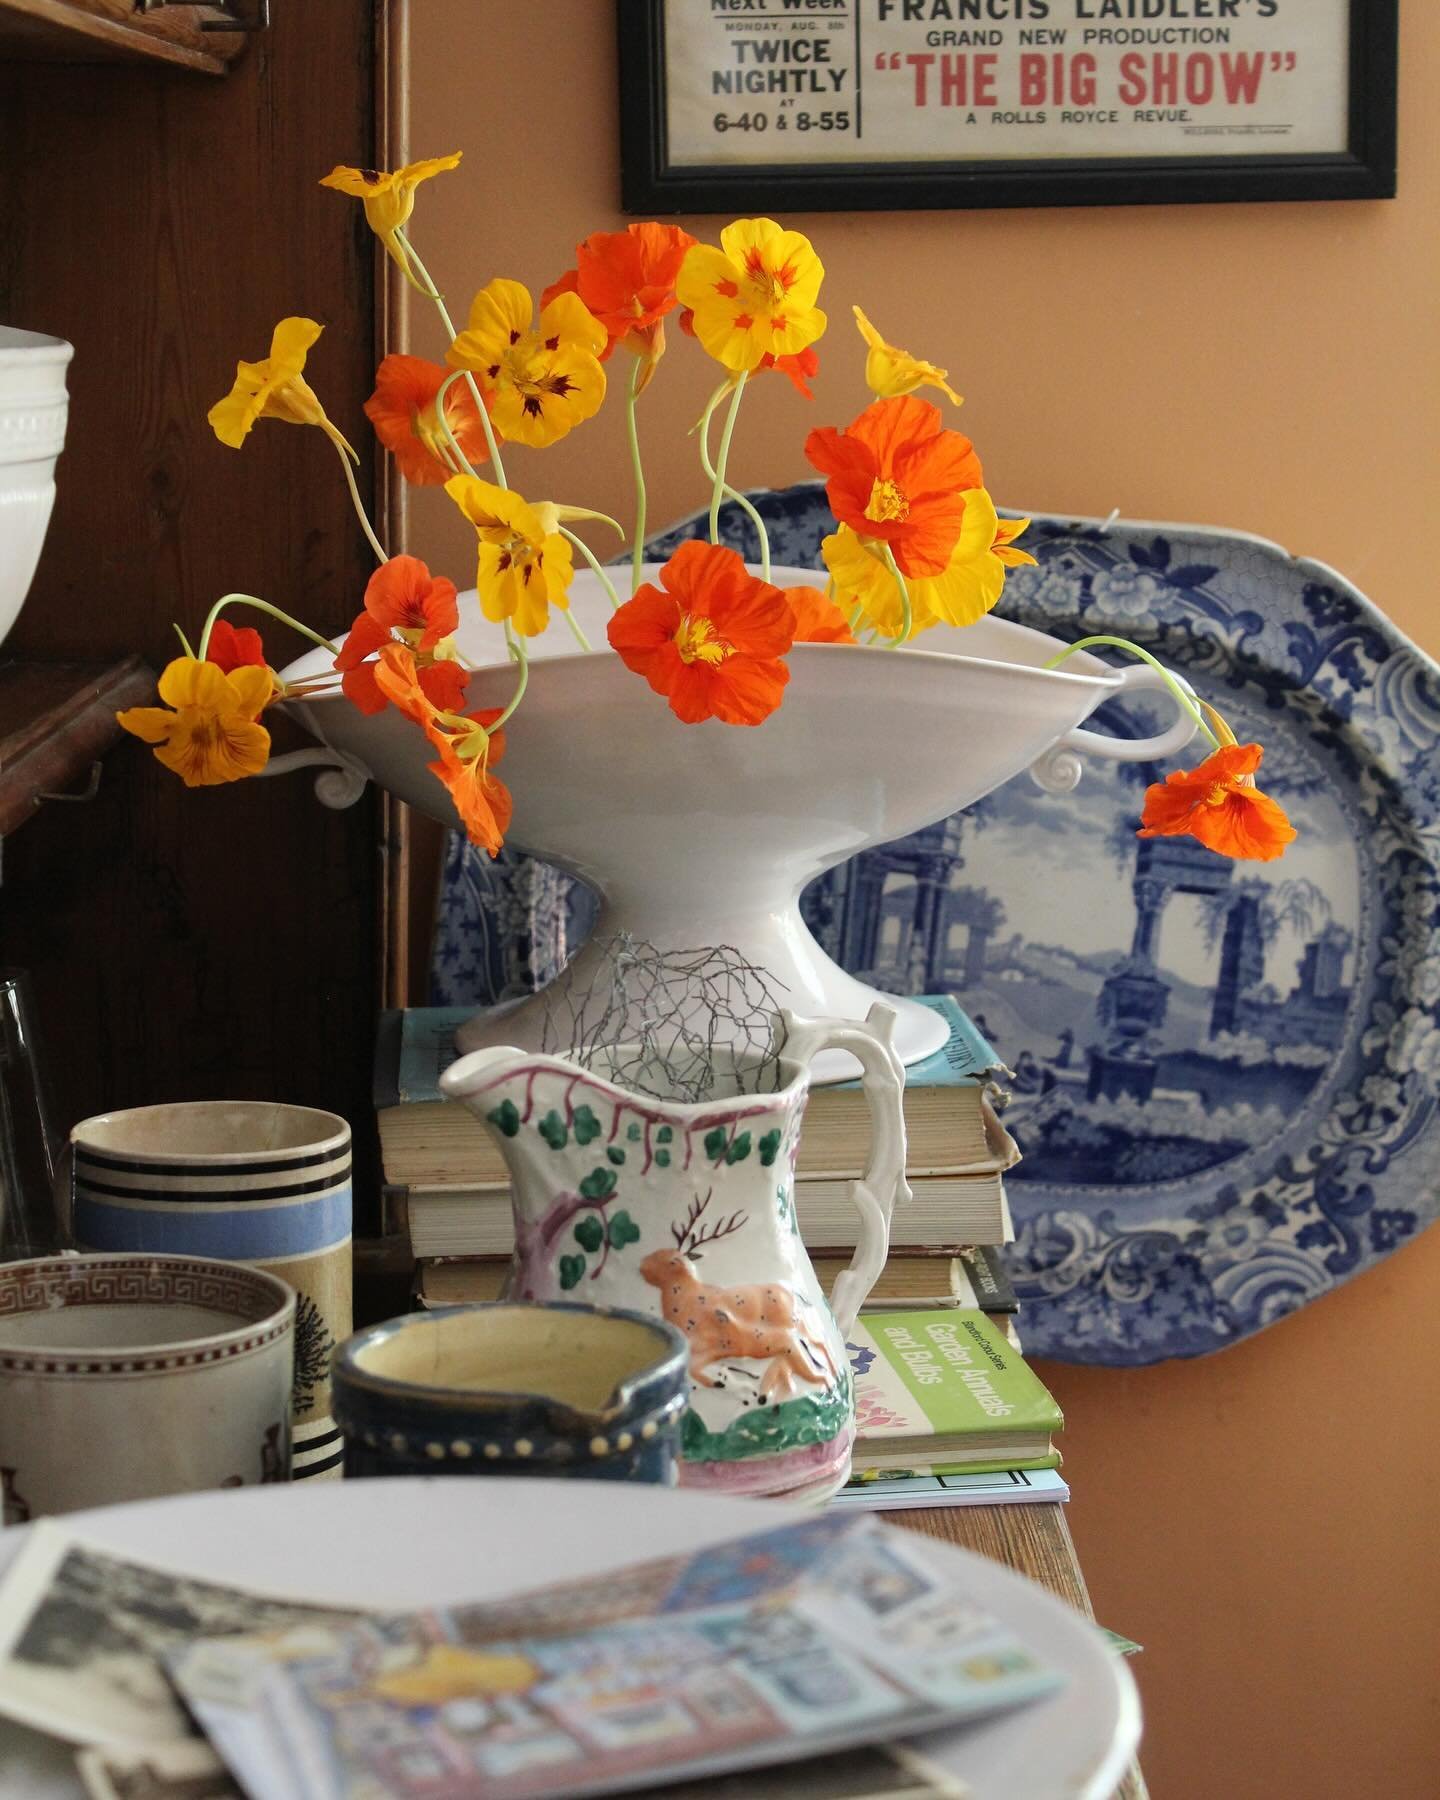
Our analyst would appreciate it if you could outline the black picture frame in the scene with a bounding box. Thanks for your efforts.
[618,0,1397,215]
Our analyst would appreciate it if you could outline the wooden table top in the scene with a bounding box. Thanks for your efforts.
[889,1503,1145,1800]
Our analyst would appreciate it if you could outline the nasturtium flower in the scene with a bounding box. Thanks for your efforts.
[334,555,466,716]
[543,222,697,390]
[365,354,493,486]
[319,154,462,274]
[787,585,855,643]
[208,317,353,456]
[804,395,982,579]
[853,306,962,405]
[823,494,1030,637]
[448,280,606,449]
[205,619,268,673]
[1138,742,1297,863]
[444,476,575,637]
[764,345,820,399]
[676,219,827,375]
[607,540,796,726]
[373,644,512,857]
[116,657,273,788]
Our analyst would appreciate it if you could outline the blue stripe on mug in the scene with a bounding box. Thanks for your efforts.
[75,1185,353,1260]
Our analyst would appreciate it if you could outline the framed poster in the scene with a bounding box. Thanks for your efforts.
[618,0,1397,213]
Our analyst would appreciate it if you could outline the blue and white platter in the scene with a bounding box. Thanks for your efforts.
[436,489,1440,1367]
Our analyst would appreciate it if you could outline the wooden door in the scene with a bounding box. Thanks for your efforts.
[0,0,385,1221]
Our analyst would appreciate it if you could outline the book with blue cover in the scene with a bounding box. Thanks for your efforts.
[376,995,1015,1190]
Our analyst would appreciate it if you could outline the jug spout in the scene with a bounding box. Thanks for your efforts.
[438,1044,538,1111]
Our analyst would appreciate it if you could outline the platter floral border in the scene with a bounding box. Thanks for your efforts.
[432,486,1440,1367]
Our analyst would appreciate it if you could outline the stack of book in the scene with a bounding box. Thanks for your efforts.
[379,994,1021,1302]
[376,996,1058,1506]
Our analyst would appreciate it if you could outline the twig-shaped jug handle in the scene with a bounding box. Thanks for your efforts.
[779,1004,911,1337]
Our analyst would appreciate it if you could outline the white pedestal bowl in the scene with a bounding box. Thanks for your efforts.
[276,565,1198,1070]
[0,328,73,650]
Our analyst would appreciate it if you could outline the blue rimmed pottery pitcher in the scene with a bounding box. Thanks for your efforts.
[438,1006,909,1503]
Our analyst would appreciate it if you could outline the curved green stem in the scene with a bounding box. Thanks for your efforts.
[197,594,339,664]
[328,432,388,564]
[1043,634,1220,751]
[698,380,771,578]
[397,227,508,488]
[433,370,481,480]
[708,370,747,546]
[879,543,912,645]
[626,357,647,590]
[559,524,621,615]
[174,623,197,659]
[490,626,529,732]
[560,608,594,653]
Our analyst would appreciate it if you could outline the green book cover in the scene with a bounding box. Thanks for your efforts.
[849,1309,1063,1444]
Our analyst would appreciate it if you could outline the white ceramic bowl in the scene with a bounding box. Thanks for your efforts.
[0,326,73,650]
[277,564,1198,1068]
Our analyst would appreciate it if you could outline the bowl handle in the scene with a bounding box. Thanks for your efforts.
[254,747,370,810]
[1030,664,1201,796]
[780,1002,912,1337]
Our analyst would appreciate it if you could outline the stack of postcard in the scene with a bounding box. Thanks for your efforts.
[0,1514,1065,1800]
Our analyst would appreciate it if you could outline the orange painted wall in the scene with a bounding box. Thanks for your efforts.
[403,4,1440,1793]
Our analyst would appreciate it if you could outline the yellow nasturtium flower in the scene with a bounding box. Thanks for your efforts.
[116,658,273,787]
[823,495,1035,638]
[853,306,962,406]
[319,153,462,273]
[444,475,576,638]
[448,279,607,450]
[676,218,827,375]
[207,317,354,457]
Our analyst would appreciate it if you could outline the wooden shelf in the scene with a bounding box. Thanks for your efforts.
[0,655,155,838]
[0,0,245,74]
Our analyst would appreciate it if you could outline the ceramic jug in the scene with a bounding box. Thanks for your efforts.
[439,1005,909,1503]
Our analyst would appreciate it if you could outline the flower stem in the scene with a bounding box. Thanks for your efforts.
[560,608,594,653]
[397,227,508,488]
[698,378,770,578]
[708,370,747,547]
[491,626,529,732]
[626,357,647,590]
[434,370,480,480]
[1043,634,1220,751]
[328,432,388,564]
[197,594,339,664]
[173,623,196,659]
[560,524,620,616]
[879,543,912,645]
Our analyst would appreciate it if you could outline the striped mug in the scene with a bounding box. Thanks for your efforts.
[67,1102,351,1481]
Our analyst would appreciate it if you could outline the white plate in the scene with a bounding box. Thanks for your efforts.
[0,1479,1139,1800]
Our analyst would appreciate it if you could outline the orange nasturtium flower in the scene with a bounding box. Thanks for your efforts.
[208,317,353,456]
[373,645,512,857]
[448,280,606,450]
[444,476,575,638]
[543,222,697,390]
[117,658,273,788]
[205,619,268,673]
[853,306,962,405]
[676,218,827,375]
[365,354,493,487]
[786,585,855,644]
[334,555,467,717]
[1138,742,1297,863]
[823,497,1035,638]
[319,153,462,274]
[607,541,796,726]
[804,395,982,579]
